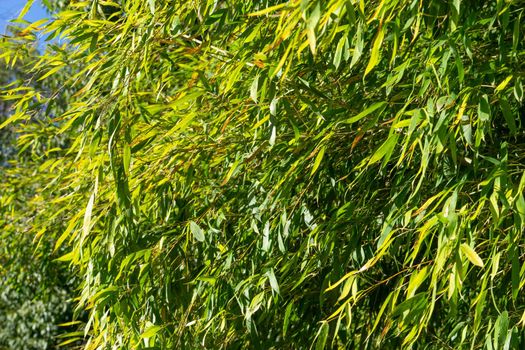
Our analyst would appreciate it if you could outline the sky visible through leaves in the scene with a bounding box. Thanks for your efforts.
[0,0,47,34]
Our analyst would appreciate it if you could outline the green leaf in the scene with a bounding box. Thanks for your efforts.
[267,269,280,294]
[0,112,27,129]
[500,98,517,134]
[283,302,293,336]
[55,251,75,262]
[141,325,162,338]
[307,4,321,54]
[54,212,81,252]
[123,143,131,175]
[315,322,329,350]
[368,134,398,165]
[350,23,364,68]
[333,36,346,69]
[406,266,428,298]
[221,159,240,186]
[514,79,524,101]
[189,221,205,242]
[346,102,387,124]
[350,24,363,68]
[391,292,427,317]
[494,311,509,349]
[455,53,464,83]
[57,337,82,347]
[513,11,521,51]
[491,252,501,280]
[450,0,461,31]
[460,114,472,145]
[478,95,491,122]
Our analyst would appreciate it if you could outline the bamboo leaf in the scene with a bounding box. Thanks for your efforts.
[310,146,325,176]
[333,36,346,69]
[82,192,95,241]
[189,221,205,242]
[250,75,259,103]
[460,243,484,268]
[266,269,280,294]
[248,3,288,16]
[141,325,162,338]
[495,76,512,92]
[368,134,398,165]
[346,102,387,124]
[17,0,34,19]
[364,26,384,77]
[314,322,329,350]
[478,95,491,122]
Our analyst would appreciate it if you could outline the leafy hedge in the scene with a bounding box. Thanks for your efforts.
[1,0,525,348]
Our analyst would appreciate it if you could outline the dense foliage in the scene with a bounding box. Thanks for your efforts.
[1,0,525,348]
[0,20,81,349]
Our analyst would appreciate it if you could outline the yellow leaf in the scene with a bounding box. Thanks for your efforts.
[221,159,240,186]
[364,27,385,77]
[325,270,358,292]
[520,308,525,326]
[58,321,82,327]
[141,325,162,338]
[337,276,355,301]
[495,75,513,92]
[310,146,325,176]
[248,3,288,16]
[82,192,95,240]
[17,0,34,19]
[38,64,64,81]
[406,266,428,298]
[454,93,470,125]
[460,243,484,268]
[54,212,82,252]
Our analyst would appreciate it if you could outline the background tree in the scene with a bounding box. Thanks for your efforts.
[1,0,525,349]
[0,21,82,349]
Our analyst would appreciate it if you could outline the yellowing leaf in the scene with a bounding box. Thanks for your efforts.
[221,159,240,186]
[325,270,358,292]
[310,146,325,176]
[82,192,95,240]
[0,112,28,129]
[460,243,484,268]
[55,251,75,262]
[495,75,513,92]
[58,321,82,327]
[248,3,288,16]
[141,325,162,338]
[38,65,64,81]
[17,0,34,19]
[365,27,385,77]
[406,266,428,298]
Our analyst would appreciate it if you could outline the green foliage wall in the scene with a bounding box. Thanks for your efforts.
[1,0,525,349]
